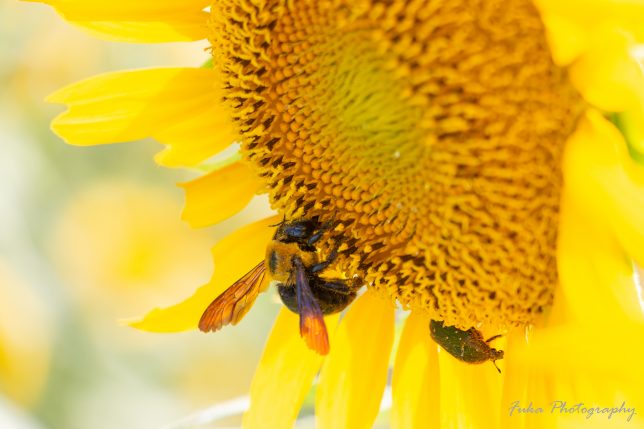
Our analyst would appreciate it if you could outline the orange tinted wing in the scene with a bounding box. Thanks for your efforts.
[294,257,329,355]
[198,261,267,332]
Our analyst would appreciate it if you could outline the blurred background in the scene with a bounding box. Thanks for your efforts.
[0,2,282,428]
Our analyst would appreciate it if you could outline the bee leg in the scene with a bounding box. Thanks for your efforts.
[310,246,339,273]
[485,334,503,344]
[307,219,335,246]
[307,228,324,246]
[316,279,355,295]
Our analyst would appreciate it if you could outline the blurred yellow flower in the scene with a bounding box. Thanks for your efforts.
[29,0,644,427]
[49,181,213,319]
[0,261,52,408]
[49,181,275,413]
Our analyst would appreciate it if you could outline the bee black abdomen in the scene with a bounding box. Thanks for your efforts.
[312,280,357,315]
[277,280,357,316]
[277,283,298,314]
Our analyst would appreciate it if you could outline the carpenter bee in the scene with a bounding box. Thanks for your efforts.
[198,218,358,354]
[429,320,504,373]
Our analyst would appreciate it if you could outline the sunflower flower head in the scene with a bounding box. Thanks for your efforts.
[209,0,585,332]
[29,0,644,427]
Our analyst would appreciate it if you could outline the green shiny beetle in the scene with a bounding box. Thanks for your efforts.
[429,320,504,373]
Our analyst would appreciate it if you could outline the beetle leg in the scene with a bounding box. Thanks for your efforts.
[485,334,502,344]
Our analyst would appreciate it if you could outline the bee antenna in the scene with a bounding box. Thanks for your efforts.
[269,215,286,228]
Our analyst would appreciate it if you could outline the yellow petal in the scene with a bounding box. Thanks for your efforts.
[316,291,395,429]
[569,28,644,111]
[437,340,504,429]
[26,0,209,42]
[129,216,279,332]
[48,68,238,167]
[181,160,260,228]
[154,107,239,168]
[537,12,590,66]
[558,193,644,326]
[64,18,208,43]
[243,309,339,429]
[536,0,644,38]
[502,328,559,429]
[391,312,440,429]
[564,110,644,270]
[27,0,210,16]
[511,282,644,417]
[535,0,644,65]
[500,328,530,429]
[511,323,644,378]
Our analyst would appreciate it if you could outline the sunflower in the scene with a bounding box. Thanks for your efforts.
[29,0,644,427]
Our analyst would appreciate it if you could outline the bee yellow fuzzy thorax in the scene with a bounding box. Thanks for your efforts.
[266,241,317,284]
[209,0,585,331]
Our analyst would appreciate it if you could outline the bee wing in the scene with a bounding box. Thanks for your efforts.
[199,261,267,332]
[293,257,329,355]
